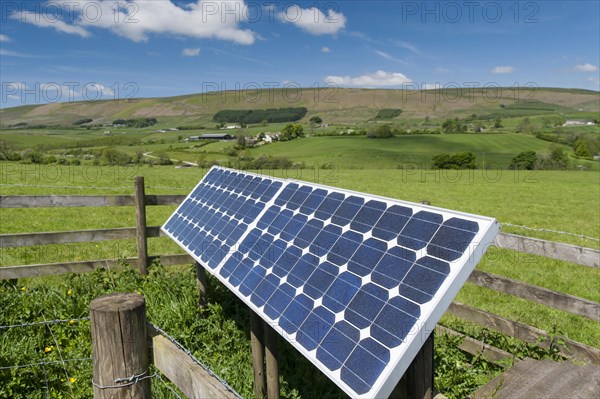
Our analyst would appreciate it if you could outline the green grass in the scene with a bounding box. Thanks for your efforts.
[248,134,579,169]
[1,164,599,399]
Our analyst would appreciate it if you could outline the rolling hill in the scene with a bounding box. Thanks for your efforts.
[1,87,598,127]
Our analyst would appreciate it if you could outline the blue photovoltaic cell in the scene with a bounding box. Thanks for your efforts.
[162,166,499,399]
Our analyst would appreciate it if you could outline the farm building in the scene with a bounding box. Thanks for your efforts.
[196,133,234,140]
[563,120,596,127]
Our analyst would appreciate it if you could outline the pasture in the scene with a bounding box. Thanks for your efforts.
[1,163,599,398]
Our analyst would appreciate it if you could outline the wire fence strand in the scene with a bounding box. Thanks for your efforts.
[0,317,90,330]
[149,322,244,399]
[502,222,600,242]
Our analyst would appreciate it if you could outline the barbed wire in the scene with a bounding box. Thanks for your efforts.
[0,183,192,191]
[154,372,184,399]
[148,322,244,399]
[0,357,92,371]
[502,222,600,242]
[43,314,76,398]
[0,317,90,330]
[92,368,155,389]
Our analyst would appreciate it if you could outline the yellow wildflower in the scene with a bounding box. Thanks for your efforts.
[20,287,27,292]
[67,289,73,296]
[69,377,77,383]
[44,346,53,353]
[69,319,75,325]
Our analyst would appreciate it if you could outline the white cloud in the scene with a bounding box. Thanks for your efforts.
[397,41,423,56]
[374,50,406,64]
[182,48,201,57]
[280,5,346,35]
[10,0,257,45]
[0,49,37,58]
[375,50,393,60]
[325,70,412,88]
[0,34,10,42]
[491,66,515,74]
[321,46,331,53]
[574,63,599,72]
[12,11,90,37]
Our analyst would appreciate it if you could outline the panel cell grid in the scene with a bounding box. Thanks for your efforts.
[162,166,499,399]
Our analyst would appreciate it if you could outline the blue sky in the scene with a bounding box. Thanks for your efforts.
[1,0,599,106]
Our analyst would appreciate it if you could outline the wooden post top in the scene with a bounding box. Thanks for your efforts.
[90,293,145,312]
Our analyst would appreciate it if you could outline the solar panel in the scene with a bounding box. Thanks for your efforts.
[162,166,500,399]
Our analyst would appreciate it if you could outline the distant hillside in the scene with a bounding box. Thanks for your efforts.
[1,87,598,127]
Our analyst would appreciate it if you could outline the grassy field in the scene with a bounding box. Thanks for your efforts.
[1,164,599,398]
[1,86,599,398]
[1,164,598,343]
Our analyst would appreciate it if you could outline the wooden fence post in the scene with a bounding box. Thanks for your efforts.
[90,293,151,399]
[134,176,148,275]
[195,261,208,310]
[390,332,434,399]
[250,312,266,399]
[264,323,280,399]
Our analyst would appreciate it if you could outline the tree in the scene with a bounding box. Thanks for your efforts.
[517,117,533,133]
[493,118,503,128]
[537,146,568,170]
[441,118,465,133]
[280,124,304,141]
[100,148,131,166]
[432,152,477,169]
[367,124,394,138]
[236,134,247,149]
[509,151,538,170]
[154,150,172,165]
[0,141,21,161]
[574,139,592,158]
[309,116,323,125]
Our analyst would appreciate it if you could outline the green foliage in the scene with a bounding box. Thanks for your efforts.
[0,142,22,161]
[537,146,569,170]
[434,333,502,399]
[574,139,592,158]
[442,118,467,133]
[154,150,173,165]
[213,108,308,124]
[112,118,158,128]
[309,116,323,125]
[374,109,402,119]
[493,118,503,128]
[509,151,538,170]
[235,134,247,149]
[100,148,131,166]
[73,118,93,126]
[367,124,394,138]
[21,149,44,164]
[280,124,304,141]
[432,152,477,169]
[176,125,206,130]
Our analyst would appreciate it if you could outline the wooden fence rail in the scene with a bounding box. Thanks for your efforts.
[0,194,186,208]
[447,302,600,365]
[495,232,600,268]
[467,270,600,322]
